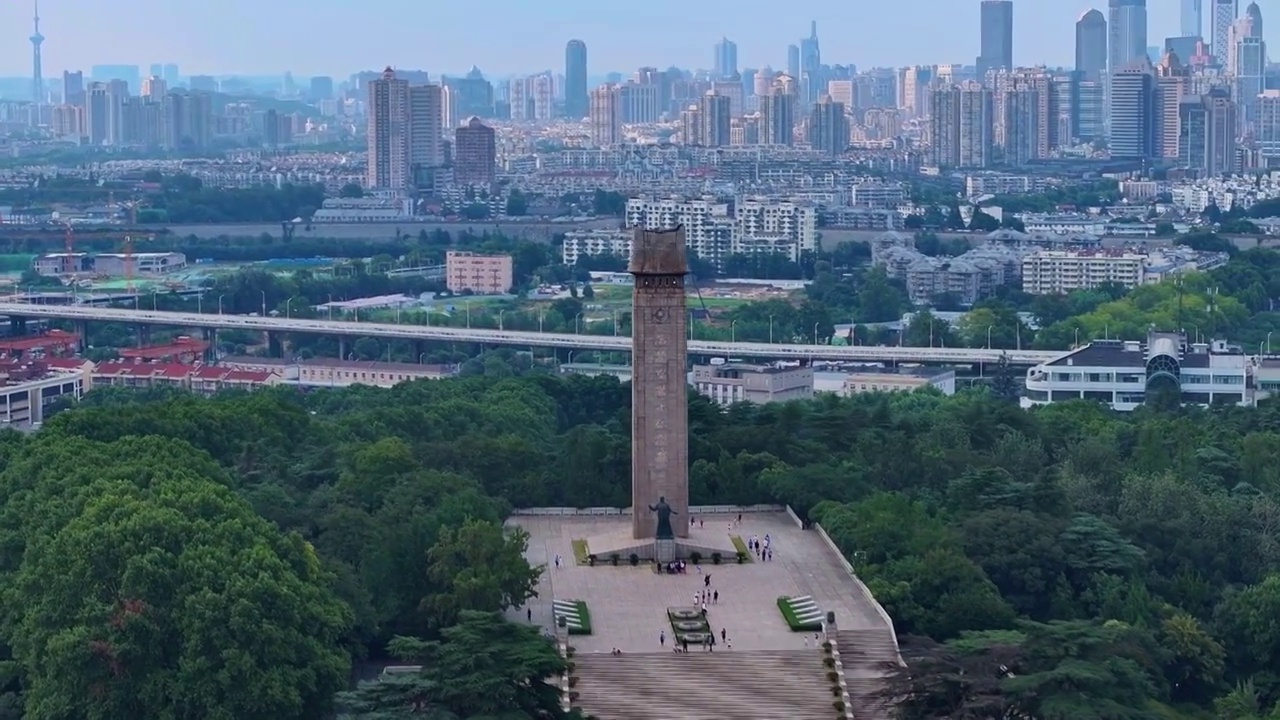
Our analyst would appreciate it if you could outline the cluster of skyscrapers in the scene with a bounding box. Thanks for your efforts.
[365,68,496,189]
[936,0,1270,173]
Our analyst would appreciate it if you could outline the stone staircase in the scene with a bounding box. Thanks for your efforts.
[835,628,900,720]
[573,649,838,720]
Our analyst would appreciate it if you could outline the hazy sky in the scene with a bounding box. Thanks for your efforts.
[0,0,1270,79]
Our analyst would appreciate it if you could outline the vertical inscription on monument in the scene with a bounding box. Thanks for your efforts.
[629,228,690,540]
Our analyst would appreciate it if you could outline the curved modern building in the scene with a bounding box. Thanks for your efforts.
[565,40,588,120]
[1076,9,1108,79]
[1109,0,1149,72]
[1023,332,1252,411]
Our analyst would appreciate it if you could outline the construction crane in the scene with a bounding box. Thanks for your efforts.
[62,223,75,276]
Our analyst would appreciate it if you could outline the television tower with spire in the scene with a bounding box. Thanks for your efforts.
[30,0,44,104]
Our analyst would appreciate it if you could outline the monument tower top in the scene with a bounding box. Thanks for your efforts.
[628,226,688,277]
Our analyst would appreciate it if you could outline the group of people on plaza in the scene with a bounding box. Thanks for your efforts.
[746,534,774,562]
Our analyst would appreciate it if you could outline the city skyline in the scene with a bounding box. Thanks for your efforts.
[0,0,1255,80]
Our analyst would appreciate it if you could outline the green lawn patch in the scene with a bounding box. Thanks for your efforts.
[777,595,824,632]
[730,535,753,563]
[555,599,592,635]
[571,539,589,565]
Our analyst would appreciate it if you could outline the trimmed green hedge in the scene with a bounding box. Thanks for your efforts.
[556,599,592,635]
[777,596,823,632]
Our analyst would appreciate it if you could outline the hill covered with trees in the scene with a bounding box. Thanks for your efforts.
[0,376,1279,718]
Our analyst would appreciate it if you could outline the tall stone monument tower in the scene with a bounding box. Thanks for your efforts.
[629,227,690,540]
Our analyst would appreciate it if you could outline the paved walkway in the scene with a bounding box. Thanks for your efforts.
[507,511,890,653]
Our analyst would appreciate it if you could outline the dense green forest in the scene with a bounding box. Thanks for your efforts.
[0,373,1278,718]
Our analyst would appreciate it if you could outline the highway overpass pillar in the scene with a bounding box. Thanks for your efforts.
[414,340,425,364]
[266,332,283,358]
[202,328,217,363]
[74,320,89,349]
[137,324,151,347]
[8,317,26,336]
[338,337,347,360]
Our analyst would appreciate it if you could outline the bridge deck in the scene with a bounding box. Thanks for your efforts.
[0,302,1065,365]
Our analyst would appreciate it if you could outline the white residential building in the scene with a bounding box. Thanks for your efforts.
[1021,248,1229,295]
[731,199,818,261]
[562,229,632,266]
[1021,250,1146,294]
[625,197,733,266]
[1023,333,1251,411]
[625,196,817,267]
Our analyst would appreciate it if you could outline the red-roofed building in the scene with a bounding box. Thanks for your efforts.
[0,330,80,359]
[93,361,281,395]
[118,336,210,365]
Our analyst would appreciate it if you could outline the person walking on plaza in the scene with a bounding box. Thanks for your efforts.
[713,590,719,604]
[660,630,666,648]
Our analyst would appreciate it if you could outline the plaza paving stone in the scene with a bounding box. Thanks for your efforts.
[508,511,889,653]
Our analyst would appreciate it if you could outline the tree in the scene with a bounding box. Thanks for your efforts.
[969,208,1000,232]
[421,519,541,629]
[340,183,365,198]
[338,611,571,720]
[7,470,351,720]
[505,190,528,217]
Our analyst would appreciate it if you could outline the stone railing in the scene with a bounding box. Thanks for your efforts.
[823,613,856,720]
[785,504,805,529]
[815,523,904,666]
[511,504,785,517]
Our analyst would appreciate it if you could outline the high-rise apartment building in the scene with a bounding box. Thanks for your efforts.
[1155,52,1191,159]
[85,83,109,145]
[808,95,848,156]
[51,104,84,140]
[565,40,588,119]
[700,91,732,147]
[105,80,128,146]
[1109,59,1157,159]
[1182,0,1204,36]
[365,68,444,190]
[714,38,738,79]
[931,82,993,168]
[589,84,622,146]
[710,79,744,116]
[1053,71,1104,144]
[1212,0,1238,66]
[993,69,1053,158]
[309,76,334,101]
[1180,89,1237,174]
[787,45,800,84]
[759,76,796,146]
[163,92,212,151]
[1258,90,1280,163]
[898,66,934,120]
[1002,87,1042,165]
[1076,9,1108,79]
[1109,0,1149,73]
[619,82,659,124]
[826,80,856,110]
[977,1,1014,79]
[63,71,84,107]
[453,117,496,186]
[367,68,411,189]
[1230,4,1265,132]
[408,83,444,168]
[141,76,167,101]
